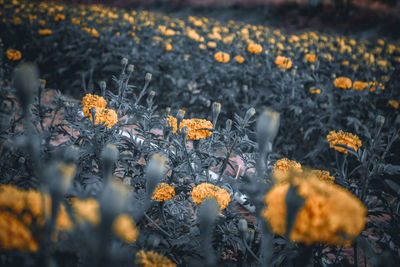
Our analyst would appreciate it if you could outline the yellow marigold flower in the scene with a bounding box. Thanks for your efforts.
[187,29,203,42]
[0,211,38,252]
[304,53,317,63]
[82,93,108,117]
[388,100,399,109]
[135,250,176,267]
[333,77,352,89]
[234,55,244,63]
[89,107,118,128]
[275,56,292,70]
[309,87,321,94]
[191,183,230,210]
[214,51,230,63]
[327,130,362,154]
[199,43,206,50]
[54,13,65,21]
[263,173,366,246]
[38,29,52,35]
[166,115,212,140]
[353,81,368,91]
[69,198,100,226]
[207,41,217,48]
[248,43,263,54]
[112,214,138,243]
[6,49,21,61]
[273,158,302,184]
[152,183,175,202]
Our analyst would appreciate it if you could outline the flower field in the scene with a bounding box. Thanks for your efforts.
[1,0,400,266]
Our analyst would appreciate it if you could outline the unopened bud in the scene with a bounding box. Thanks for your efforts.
[242,85,248,93]
[376,115,385,126]
[199,198,219,233]
[181,126,189,138]
[101,144,119,180]
[212,102,221,126]
[238,219,248,239]
[100,179,130,221]
[13,63,38,114]
[244,107,256,122]
[146,153,168,198]
[127,64,134,73]
[247,228,255,244]
[145,72,152,82]
[121,57,128,66]
[225,119,232,132]
[64,145,80,163]
[40,79,46,90]
[100,81,106,96]
[146,90,155,104]
[165,107,171,116]
[177,109,186,120]
[257,109,280,152]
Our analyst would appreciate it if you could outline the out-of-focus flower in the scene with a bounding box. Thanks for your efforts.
[112,214,138,243]
[273,158,302,184]
[388,100,399,109]
[6,49,22,61]
[309,169,335,183]
[135,250,176,267]
[90,107,118,128]
[214,51,230,63]
[166,115,212,140]
[191,183,230,210]
[333,77,352,89]
[248,43,263,54]
[275,56,292,69]
[353,81,368,91]
[327,130,362,154]
[38,29,52,35]
[69,198,100,226]
[309,87,321,94]
[54,13,65,21]
[82,94,108,116]
[234,55,244,63]
[151,183,175,202]
[165,43,173,51]
[263,171,366,246]
[304,53,317,63]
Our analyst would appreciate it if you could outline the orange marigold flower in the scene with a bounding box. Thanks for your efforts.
[38,29,52,35]
[54,14,66,22]
[191,183,230,210]
[309,87,321,94]
[263,173,366,246]
[309,169,335,183]
[112,214,138,243]
[90,107,118,128]
[165,43,173,51]
[6,49,22,61]
[166,115,213,140]
[207,41,217,48]
[82,93,108,117]
[327,130,362,154]
[247,43,263,54]
[304,53,317,63]
[135,250,176,267]
[273,158,302,184]
[0,211,38,252]
[71,18,80,24]
[368,81,384,92]
[152,183,175,202]
[388,100,399,109]
[214,51,230,63]
[234,55,245,63]
[353,81,368,91]
[333,77,352,89]
[69,198,100,226]
[275,56,292,69]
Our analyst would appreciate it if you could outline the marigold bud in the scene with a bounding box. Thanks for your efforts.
[101,144,119,180]
[166,107,171,116]
[225,119,232,132]
[121,57,128,66]
[238,219,248,239]
[127,64,134,73]
[145,72,152,82]
[176,109,186,120]
[100,81,106,96]
[244,107,256,122]
[181,126,189,137]
[64,145,80,163]
[376,115,385,126]
[257,109,280,152]
[146,153,168,199]
[13,63,38,114]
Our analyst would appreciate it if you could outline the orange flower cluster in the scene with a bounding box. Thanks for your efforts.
[310,169,335,183]
[304,53,317,63]
[247,43,263,54]
[135,250,176,267]
[191,183,230,210]
[166,115,213,140]
[352,81,368,91]
[388,99,399,109]
[234,55,244,63]
[275,56,292,69]
[82,94,117,128]
[263,171,366,245]
[112,214,138,243]
[38,29,52,35]
[309,87,321,94]
[327,130,362,154]
[82,27,99,38]
[6,49,22,61]
[368,81,385,92]
[214,51,230,63]
[152,183,175,202]
[54,13,66,21]
[333,77,352,89]
[69,198,100,226]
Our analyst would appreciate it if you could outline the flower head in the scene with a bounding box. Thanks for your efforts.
[90,108,118,128]
[135,250,176,267]
[333,77,352,89]
[69,198,100,226]
[38,29,52,35]
[214,51,230,63]
[263,171,366,246]
[353,81,368,91]
[166,115,212,140]
[6,49,22,61]
[273,158,302,184]
[112,214,138,243]
[234,55,245,63]
[388,100,399,109]
[82,93,108,116]
[309,87,321,94]
[327,130,362,154]
[191,183,230,210]
[275,56,292,69]
[304,53,317,63]
[248,43,263,54]
[152,183,175,202]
